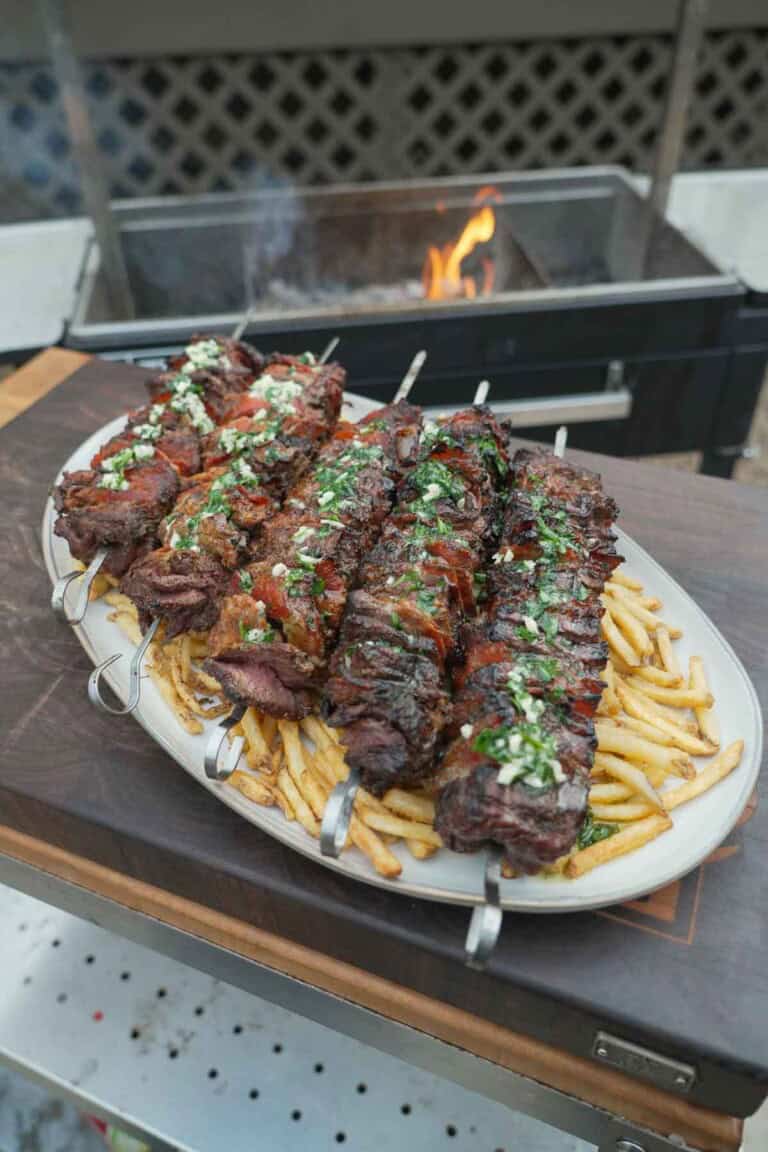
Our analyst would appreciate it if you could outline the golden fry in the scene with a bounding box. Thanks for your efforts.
[230,770,275,806]
[590,801,656,822]
[623,675,712,710]
[662,741,744,811]
[602,594,653,657]
[362,809,443,847]
[601,611,641,667]
[277,768,319,838]
[146,651,203,735]
[597,661,621,716]
[654,626,681,677]
[588,782,634,803]
[107,610,143,646]
[606,583,664,631]
[382,788,436,824]
[406,840,438,860]
[595,721,689,772]
[610,569,643,591]
[689,656,720,748]
[594,751,668,790]
[616,682,717,757]
[243,708,272,769]
[631,664,683,688]
[566,815,673,877]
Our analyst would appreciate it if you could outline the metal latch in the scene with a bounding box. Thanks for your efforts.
[592,1031,696,1094]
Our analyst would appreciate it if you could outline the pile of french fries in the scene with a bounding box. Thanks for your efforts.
[91,564,744,883]
[564,568,743,878]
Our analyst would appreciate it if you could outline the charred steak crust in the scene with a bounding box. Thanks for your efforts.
[324,406,509,794]
[434,446,622,873]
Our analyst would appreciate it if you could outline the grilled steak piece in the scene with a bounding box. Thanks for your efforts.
[208,402,423,718]
[205,594,318,718]
[53,453,179,578]
[324,407,508,794]
[121,547,230,638]
[434,446,622,874]
[147,336,264,426]
[92,404,201,478]
[218,355,345,426]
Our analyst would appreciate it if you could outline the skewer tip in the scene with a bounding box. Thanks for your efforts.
[319,335,340,364]
[473,379,490,406]
[393,350,427,404]
[554,425,568,458]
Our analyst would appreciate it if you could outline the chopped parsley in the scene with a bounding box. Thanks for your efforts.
[407,459,466,517]
[238,570,254,592]
[98,443,155,490]
[473,723,565,791]
[471,434,508,477]
[238,619,275,645]
[218,417,283,458]
[577,810,618,850]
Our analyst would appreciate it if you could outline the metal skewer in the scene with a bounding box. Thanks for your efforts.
[51,545,109,624]
[464,421,569,966]
[320,373,489,859]
[86,334,343,721]
[206,349,427,785]
[88,617,160,715]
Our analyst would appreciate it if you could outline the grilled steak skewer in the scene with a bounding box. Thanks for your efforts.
[323,407,508,794]
[121,356,346,639]
[205,402,423,719]
[434,447,622,874]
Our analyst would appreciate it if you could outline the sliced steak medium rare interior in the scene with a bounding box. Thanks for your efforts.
[434,447,622,874]
[120,353,346,640]
[205,402,423,719]
[323,406,509,794]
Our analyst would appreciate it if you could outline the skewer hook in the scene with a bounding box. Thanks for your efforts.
[320,767,360,857]
[51,547,108,625]
[204,703,246,780]
[465,843,504,968]
[88,618,160,715]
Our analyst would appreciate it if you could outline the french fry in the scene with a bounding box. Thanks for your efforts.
[273,785,295,821]
[655,626,681,677]
[277,768,319,838]
[594,750,668,790]
[597,661,621,716]
[566,814,673,877]
[406,840,438,860]
[615,681,717,757]
[362,809,443,848]
[662,741,743,811]
[689,656,720,748]
[588,782,634,803]
[230,770,275,806]
[591,749,664,811]
[146,650,203,735]
[617,676,698,729]
[623,675,712,710]
[590,801,656,822]
[243,708,271,769]
[595,721,690,773]
[602,594,653,657]
[606,583,664,632]
[601,610,641,667]
[631,664,683,688]
[610,569,643,591]
[382,788,436,824]
[89,572,112,600]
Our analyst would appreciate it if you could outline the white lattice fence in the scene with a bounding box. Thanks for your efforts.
[1,30,767,220]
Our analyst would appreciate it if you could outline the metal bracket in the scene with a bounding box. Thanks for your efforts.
[592,1031,696,1095]
[204,704,246,780]
[464,844,504,968]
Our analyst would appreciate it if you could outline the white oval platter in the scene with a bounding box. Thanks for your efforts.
[42,396,763,912]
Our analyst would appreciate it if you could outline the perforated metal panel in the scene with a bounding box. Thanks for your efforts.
[1,29,767,221]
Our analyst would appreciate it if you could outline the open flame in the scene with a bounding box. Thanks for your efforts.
[422,187,499,301]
